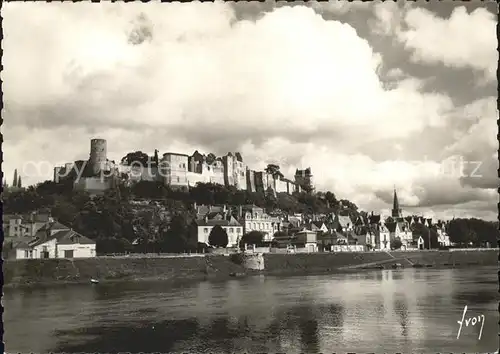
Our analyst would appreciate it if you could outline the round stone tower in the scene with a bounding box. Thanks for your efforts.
[89,138,107,176]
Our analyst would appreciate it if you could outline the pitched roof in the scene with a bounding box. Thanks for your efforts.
[354,216,366,225]
[38,221,70,232]
[12,237,33,249]
[52,230,95,245]
[396,221,408,231]
[29,229,95,247]
[369,214,381,224]
[196,205,225,216]
[355,225,369,235]
[196,215,241,227]
[312,221,326,229]
[3,214,22,222]
[413,233,424,242]
[386,222,397,233]
[337,215,353,228]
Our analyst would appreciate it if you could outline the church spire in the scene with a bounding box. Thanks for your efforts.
[392,186,402,218]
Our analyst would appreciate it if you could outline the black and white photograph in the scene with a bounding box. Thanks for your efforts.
[1,1,499,353]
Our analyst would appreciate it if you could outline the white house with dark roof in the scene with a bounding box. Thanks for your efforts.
[378,223,391,250]
[435,221,451,247]
[196,212,243,247]
[14,226,96,259]
[238,205,280,241]
[306,221,329,234]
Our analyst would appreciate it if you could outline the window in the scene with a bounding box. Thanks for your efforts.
[204,228,209,233]
[177,177,180,182]
[252,223,256,229]
[24,250,29,258]
[29,250,33,258]
[237,228,241,233]
[229,228,234,233]
[64,250,74,258]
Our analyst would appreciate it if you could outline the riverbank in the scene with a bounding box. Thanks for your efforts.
[3,249,497,288]
[262,249,499,275]
[3,255,253,289]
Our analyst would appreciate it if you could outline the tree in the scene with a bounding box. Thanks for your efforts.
[208,225,229,248]
[265,164,284,179]
[12,169,17,188]
[324,191,337,209]
[121,151,149,166]
[185,222,199,251]
[239,231,265,249]
[162,214,188,253]
[391,238,402,250]
[447,218,469,245]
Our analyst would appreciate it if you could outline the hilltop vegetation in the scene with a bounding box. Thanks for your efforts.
[3,180,498,252]
[2,180,357,253]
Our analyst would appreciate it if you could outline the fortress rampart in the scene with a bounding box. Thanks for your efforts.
[54,139,313,195]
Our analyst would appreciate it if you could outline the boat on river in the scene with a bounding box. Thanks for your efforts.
[90,278,99,284]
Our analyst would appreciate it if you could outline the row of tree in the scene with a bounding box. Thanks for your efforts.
[3,168,22,189]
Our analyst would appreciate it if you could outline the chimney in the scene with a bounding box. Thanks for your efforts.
[223,204,227,213]
[204,215,208,223]
[239,205,242,218]
[193,201,197,210]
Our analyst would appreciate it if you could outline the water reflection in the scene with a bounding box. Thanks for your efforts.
[3,266,498,354]
[393,295,409,338]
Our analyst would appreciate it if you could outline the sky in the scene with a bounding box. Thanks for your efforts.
[2,1,498,220]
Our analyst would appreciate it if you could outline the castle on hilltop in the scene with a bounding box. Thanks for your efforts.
[54,139,314,196]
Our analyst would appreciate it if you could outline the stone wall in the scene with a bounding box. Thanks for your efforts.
[3,255,248,288]
[261,250,498,275]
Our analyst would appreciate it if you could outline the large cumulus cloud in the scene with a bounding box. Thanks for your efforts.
[2,1,497,220]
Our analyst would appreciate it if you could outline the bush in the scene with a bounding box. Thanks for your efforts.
[391,238,402,250]
[239,231,266,250]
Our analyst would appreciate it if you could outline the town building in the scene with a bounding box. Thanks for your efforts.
[222,152,247,190]
[295,167,314,192]
[3,213,54,239]
[435,220,451,247]
[294,230,318,252]
[332,212,354,233]
[238,205,281,241]
[195,212,243,247]
[306,221,329,234]
[161,152,189,189]
[12,222,96,259]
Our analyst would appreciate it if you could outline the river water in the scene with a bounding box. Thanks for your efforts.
[3,266,499,353]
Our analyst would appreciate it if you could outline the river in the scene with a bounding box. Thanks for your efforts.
[3,266,498,353]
